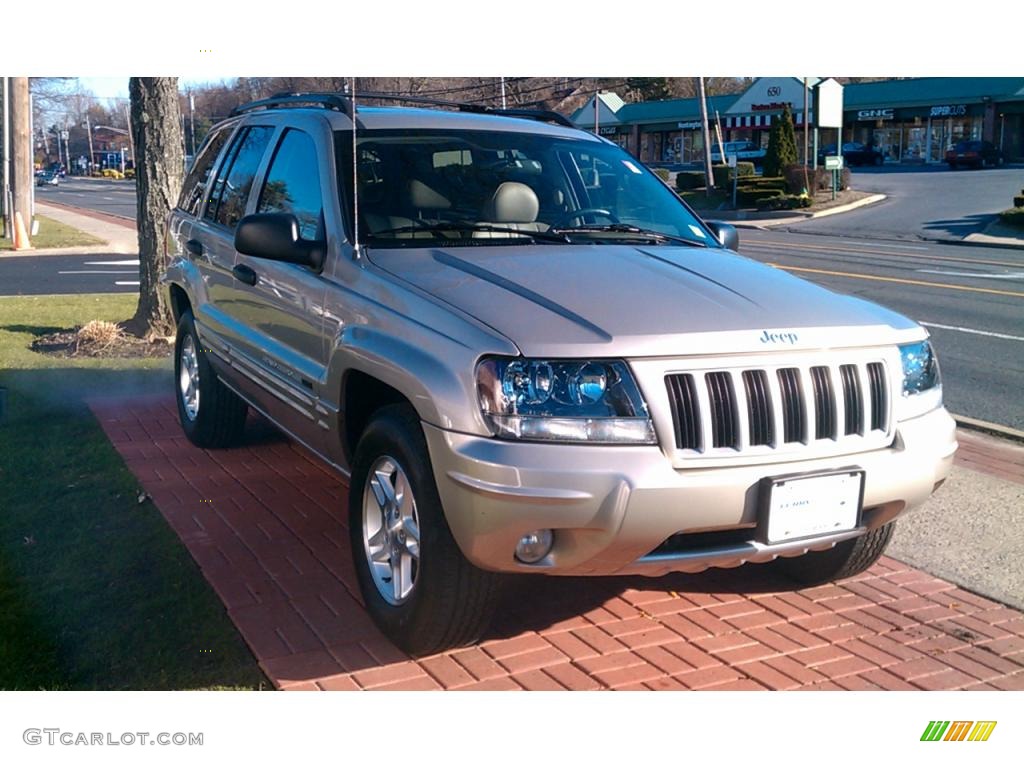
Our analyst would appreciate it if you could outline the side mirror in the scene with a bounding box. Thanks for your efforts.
[705,220,739,251]
[234,213,325,270]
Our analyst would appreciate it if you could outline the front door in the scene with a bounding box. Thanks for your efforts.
[229,126,331,453]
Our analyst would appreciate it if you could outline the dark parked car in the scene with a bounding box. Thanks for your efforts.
[818,142,884,167]
[945,140,1004,169]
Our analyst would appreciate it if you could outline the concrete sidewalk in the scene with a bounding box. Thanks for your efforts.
[25,201,137,256]
[965,220,1024,250]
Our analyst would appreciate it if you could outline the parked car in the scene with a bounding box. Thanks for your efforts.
[164,94,956,655]
[945,140,1004,169]
[818,142,885,167]
[36,170,60,187]
[710,140,766,166]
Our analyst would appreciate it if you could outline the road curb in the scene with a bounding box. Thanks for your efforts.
[730,193,887,230]
[953,413,1024,444]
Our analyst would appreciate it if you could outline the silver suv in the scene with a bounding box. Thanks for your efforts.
[163,93,957,655]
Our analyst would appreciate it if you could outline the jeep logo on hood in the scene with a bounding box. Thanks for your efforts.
[760,330,799,345]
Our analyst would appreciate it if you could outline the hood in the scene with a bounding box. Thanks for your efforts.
[367,244,922,358]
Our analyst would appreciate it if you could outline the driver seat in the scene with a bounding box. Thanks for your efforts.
[473,182,549,238]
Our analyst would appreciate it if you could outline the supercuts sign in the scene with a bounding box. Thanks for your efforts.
[857,108,894,121]
[930,104,968,118]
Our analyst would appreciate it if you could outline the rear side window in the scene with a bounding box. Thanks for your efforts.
[204,125,275,230]
[177,126,232,216]
[256,129,323,241]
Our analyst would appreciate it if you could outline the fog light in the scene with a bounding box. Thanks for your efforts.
[515,529,554,564]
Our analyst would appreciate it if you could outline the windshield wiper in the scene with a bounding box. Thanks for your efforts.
[369,222,571,244]
[550,223,708,247]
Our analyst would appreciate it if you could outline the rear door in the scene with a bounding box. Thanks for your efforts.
[169,122,237,339]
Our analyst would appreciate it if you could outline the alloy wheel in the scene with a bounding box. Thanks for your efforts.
[362,455,421,605]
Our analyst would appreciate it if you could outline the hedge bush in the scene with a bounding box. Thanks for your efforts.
[783,165,851,194]
[737,188,785,206]
[652,167,671,182]
[1013,195,1024,208]
[756,194,813,212]
[1000,207,1024,227]
[675,171,706,191]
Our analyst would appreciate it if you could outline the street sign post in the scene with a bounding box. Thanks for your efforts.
[824,155,843,200]
[727,155,738,208]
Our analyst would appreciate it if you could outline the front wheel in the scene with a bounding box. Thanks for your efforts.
[775,522,896,586]
[349,404,502,656]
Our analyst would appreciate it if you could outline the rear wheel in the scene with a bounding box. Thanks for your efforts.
[174,310,248,448]
[775,522,896,586]
[349,404,502,656]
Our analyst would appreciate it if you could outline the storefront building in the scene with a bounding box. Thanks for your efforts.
[571,78,1024,164]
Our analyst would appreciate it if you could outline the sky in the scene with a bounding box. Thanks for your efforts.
[76,77,235,102]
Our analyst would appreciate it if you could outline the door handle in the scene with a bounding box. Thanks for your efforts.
[185,238,204,257]
[232,264,258,286]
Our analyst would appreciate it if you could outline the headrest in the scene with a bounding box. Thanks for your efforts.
[481,182,539,223]
[408,179,451,210]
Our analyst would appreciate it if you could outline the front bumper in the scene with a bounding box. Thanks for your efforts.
[424,406,957,576]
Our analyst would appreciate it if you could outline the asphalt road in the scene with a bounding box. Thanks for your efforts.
[737,228,1024,431]
[782,165,1024,241]
[36,177,137,221]
[0,253,139,294]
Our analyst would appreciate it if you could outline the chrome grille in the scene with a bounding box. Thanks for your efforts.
[665,360,890,454]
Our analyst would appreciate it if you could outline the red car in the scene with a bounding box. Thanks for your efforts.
[946,140,1005,169]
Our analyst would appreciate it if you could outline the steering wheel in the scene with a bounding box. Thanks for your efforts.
[553,208,619,228]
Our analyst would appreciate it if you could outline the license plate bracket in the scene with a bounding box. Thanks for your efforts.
[757,468,865,545]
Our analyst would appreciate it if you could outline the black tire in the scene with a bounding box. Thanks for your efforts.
[174,310,248,448]
[349,404,502,656]
[775,522,896,586]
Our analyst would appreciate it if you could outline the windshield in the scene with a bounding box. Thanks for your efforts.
[336,128,713,247]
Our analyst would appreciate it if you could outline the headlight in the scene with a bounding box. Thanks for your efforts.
[897,340,942,419]
[476,358,656,444]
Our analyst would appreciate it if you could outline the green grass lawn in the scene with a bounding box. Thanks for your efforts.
[0,214,105,251]
[0,294,268,689]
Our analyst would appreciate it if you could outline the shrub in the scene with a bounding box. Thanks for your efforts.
[737,188,784,206]
[1000,207,1024,227]
[763,105,798,178]
[651,167,671,182]
[756,194,813,212]
[783,165,851,194]
[737,177,787,192]
[1013,195,1024,208]
[675,171,706,191]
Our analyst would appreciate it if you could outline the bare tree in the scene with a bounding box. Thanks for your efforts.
[125,77,183,339]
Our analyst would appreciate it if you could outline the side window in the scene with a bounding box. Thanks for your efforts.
[256,129,323,240]
[177,126,232,215]
[204,125,275,230]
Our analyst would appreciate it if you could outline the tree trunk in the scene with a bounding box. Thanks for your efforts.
[125,77,183,339]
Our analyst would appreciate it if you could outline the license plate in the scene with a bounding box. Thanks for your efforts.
[761,469,864,544]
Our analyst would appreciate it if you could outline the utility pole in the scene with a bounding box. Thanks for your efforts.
[188,91,196,157]
[10,78,32,243]
[697,76,715,193]
[124,105,135,169]
[2,77,10,238]
[85,114,94,175]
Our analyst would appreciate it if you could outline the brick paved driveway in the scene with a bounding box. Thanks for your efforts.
[92,396,1024,691]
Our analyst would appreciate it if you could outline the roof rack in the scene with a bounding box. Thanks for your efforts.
[457,105,576,128]
[228,90,576,128]
[229,92,354,118]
